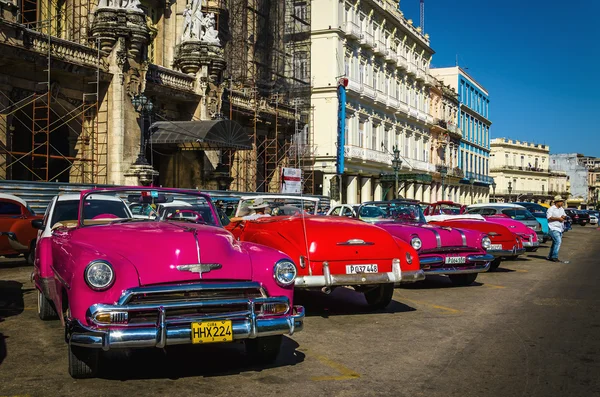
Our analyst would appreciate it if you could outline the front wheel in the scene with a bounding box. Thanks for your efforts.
[364,283,394,310]
[37,289,58,321]
[489,258,501,271]
[68,344,99,379]
[245,335,282,364]
[449,273,478,286]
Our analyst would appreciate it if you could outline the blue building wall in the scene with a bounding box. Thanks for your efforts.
[457,72,492,185]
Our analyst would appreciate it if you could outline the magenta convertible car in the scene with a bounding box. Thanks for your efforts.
[32,187,304,378]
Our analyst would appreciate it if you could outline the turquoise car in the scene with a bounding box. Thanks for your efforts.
[514,202,549,241]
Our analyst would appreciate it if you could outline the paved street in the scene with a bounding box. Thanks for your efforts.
[1,226,599,397]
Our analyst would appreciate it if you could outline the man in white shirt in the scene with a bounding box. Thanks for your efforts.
[242,198,272,220]
[546,195,566,262]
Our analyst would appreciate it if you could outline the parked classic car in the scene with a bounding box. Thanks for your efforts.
[326,204,359,218]
[0,193,43,264]
[33,188,304,378]
[354,200,494,286]
[426,201,541,252]
[426,214,526,270]
[464,203,546,245]
[225,195,424,310]
[565,208,590,226]
[513,202,549,241]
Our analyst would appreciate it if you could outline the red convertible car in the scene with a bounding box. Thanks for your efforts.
[226,196,424,310]
[425,214,526,270]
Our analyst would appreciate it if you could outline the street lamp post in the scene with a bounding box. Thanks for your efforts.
[469,177,475,204]
[131,93,154,166]
[507,181,513,202]
[491,181,496,203]
[392,146,402,199]
[440,166,448,201]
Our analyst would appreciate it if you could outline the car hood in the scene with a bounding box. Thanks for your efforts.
[374,221,480,250]
[275,216,405,262]
[483,217,537,235]
[428,219,515,243]
[70,222,252,285]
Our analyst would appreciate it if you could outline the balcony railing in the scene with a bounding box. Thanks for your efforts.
[490,165,549,173]
[386,96,399,109]
[345,145,392,165]
[447,123,462,138]
[361,31,375,48]
[463,172,494,184]
[343,21,362,40]
[346,78,363,94]
[411,159,436,173]
[496,189,554,197]
[437,165,465,179]
[396,101,409,115]
[146,65,195,92]
[363,84,376,99]
[407,62,417,75]
[396,54,408,69]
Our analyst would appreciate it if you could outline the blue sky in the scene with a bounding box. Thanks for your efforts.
[401,0,600,157]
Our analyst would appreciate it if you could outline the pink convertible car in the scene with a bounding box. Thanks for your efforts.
[33,188,304,378]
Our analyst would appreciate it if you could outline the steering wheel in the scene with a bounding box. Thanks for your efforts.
[166,209,205,223]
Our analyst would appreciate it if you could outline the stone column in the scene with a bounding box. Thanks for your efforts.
[373,179,383,201]
[360,176,372,203]
[414,183,423,202]
[346,175,358,204]
[423,184,431,203]
[406,182,415,200]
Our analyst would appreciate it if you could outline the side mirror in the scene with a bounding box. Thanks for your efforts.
[31,219,45,230]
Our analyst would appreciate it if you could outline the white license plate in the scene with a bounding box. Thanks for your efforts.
[489,244,503,250]
[445,256,466,264]
[346,264,378,274]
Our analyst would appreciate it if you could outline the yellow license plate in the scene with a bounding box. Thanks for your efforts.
[191,320,233,344]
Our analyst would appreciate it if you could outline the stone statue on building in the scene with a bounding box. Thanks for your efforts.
[182,0,203,41]
[201,13,220,45]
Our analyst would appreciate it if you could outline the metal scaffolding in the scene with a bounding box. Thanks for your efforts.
[0,1,107,183]
[224,0,314,194]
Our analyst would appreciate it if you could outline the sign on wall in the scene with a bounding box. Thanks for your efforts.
[281,167,302,194]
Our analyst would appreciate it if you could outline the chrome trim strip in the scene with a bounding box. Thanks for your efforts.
[68,306,305,349]
[430,228,442,248]
[522,241,540,247]
[423,262,491,275]
[488,248,526,257]
[336,239,374,246]
[400,270,426,283]
[458,230,467,247]
[295,270,402,288]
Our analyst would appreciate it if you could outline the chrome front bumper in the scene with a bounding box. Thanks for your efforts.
[488,247,527,258]
[419,254,493,275]
[400,270,426,283]
[294,260,403,288]
[523,241,540,248]
[67,305,305,351]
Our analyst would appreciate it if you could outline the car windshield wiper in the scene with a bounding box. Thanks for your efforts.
[110,218,153,224]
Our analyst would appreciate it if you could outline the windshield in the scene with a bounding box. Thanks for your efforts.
[78,189,220,227]
[436,204,462,215]
[359,202,426,224]
[235,197,319,218]
[501,208,536,221]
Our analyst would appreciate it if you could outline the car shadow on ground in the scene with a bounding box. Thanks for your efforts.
[527,254,550,261]
[488,267,516,273]
[295,288,415,318]
[0,280,27,369]
[98,335,304,381]
[0,257,28,269]
[398,275,484,290]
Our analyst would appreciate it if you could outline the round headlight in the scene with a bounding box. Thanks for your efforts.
[482,236,492,250]
[410,236,422,250]
[273,260,297,287]
[85,260,114,290]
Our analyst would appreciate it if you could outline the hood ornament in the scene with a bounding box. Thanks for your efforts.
[176,263,222,278]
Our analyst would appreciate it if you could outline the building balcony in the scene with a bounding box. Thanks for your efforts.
[408,106,418,119]
[385,46,397,64]
[447,123,462,139]
[396,54,408,70]
[386,96,399,109]
[496,189,554,198]
[436,164,464,178]
[411,159,436,173]
[490,165,549,174]
[407,62,417,76]
[416,67,426,81]
[363,84,376,99]
[463,171,494,185]
[345,145,392,165]
[346,78,363,95]
[425,114,434,125]
[343,21,362,40]
[396,101,409,115]
[424,74,436,87]
[360,31,375,48]
[374,38,387,55]
[375,89,387,105]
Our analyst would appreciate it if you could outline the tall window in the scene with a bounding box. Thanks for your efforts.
[358,120,365,147]
[520,155,525,168]
[294,51,309,82]
[371,124,378,150]
[345,117,350,145]
[383,128,389,151]
[359,63,365,84]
